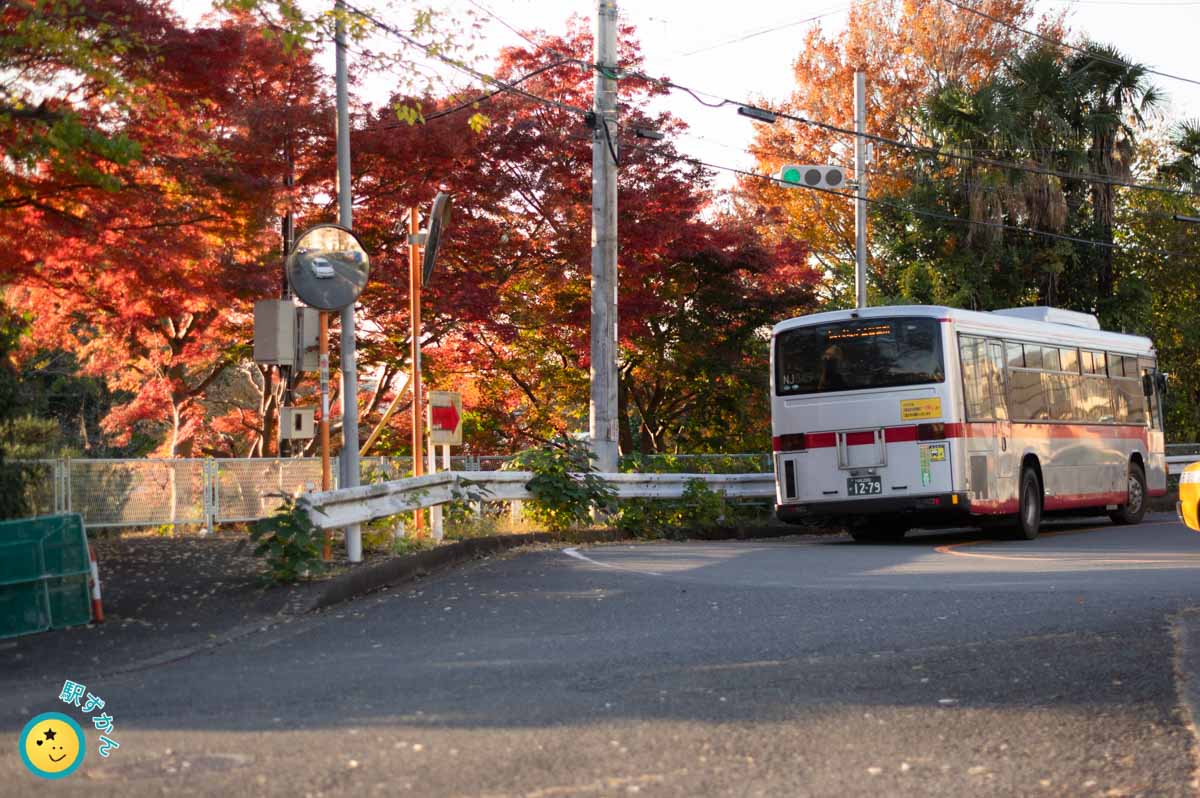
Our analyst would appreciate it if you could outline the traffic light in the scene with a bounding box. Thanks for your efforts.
[777,164,848,190]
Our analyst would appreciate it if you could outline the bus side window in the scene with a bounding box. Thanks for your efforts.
[959,336,992,420]
[1006,341,1024,369]
[987,341,1009,420]
[1060,348,1079,374]
[1139,358,1160,429]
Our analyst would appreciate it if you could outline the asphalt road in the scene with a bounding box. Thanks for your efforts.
[289,251,367,310]
[4,514,1200,796]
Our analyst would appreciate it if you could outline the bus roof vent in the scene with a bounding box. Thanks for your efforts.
[991,306,1100,330]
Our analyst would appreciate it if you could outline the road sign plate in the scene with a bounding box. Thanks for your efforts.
[428,390,462,446]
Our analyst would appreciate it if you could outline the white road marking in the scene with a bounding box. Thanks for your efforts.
[562,547,663,577]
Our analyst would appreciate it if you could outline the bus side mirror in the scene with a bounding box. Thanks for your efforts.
[1157,372,1170,397]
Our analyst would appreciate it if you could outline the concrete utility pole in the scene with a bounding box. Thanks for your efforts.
[590,0,619,474]
[335,0,362,563]
[854,71,868,310]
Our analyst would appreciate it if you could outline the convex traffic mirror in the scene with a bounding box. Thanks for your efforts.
[287,224,370,311]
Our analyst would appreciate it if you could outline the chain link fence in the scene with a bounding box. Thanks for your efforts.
[14,454,768,529]
[69,459,207,528]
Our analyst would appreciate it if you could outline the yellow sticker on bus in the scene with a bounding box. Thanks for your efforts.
[900,397,942,421]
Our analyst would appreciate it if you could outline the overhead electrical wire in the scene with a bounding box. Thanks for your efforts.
[938,0,1200,87]
[342,4,1197,258]
[614,136,1197,258]
[347,0,1199,202]
[673,7,850,58]
[363,59,577,131]
[340,0,589,118]
[598,65,1200,200]
[465,0,544,50]
[670,124,1197,225]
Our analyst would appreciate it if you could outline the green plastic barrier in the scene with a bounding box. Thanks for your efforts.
[0,514,93,639]
[0,514,89,585]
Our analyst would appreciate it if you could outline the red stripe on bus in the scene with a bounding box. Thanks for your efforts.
[1043,492,1127,511]
[844,431,875,446]
[884,426,919,442]
[967,499,1017,515]
[806,432,837,448]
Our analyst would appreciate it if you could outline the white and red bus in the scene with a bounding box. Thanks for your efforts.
[770,305,1168,541]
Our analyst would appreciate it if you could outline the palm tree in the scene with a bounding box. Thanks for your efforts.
[1067,43,1163,304]
[1158,120,1200,191]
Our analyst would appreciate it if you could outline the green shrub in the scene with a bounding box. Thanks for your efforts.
[248,496,326,584]
[616,478,727,537]
[505,436,616,532]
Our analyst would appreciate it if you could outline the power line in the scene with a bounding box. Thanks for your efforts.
[465,0,543,50]
[345,4,1196,256]
[364,59,576,130]
[666,123,1197,225]
[674,6,850,58]
[603,65,1200,200]
[938,0,1200,88]
[616,136,1197,258]
[340,1,589,118]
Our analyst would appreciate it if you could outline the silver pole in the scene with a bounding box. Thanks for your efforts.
[854,71,868,309]
[335,0,362,562]
[590,0,619,474]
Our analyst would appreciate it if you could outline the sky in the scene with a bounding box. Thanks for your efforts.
[180,0,1200,184]
[447,0,1200,178]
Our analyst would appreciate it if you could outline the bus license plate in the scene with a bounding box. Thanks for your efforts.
[847,476,882,496]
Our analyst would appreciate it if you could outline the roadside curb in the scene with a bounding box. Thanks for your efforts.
[307,523,807,611]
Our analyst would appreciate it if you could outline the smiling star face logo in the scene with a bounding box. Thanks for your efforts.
[19,712,85,779]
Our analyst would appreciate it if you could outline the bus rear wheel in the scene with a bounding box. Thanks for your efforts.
[1109,462,1147,526]
[1014,467,1042,540]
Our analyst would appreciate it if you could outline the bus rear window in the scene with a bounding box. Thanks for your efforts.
[775,317,945,396]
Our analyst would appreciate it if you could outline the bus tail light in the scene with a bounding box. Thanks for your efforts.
[917,423,946,441]
[773,433,808,452]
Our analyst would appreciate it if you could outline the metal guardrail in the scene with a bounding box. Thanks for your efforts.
[15,445,1200,530]
[13,455,770,530]
[299,471,777,531]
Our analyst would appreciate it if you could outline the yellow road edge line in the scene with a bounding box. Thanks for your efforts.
[935,519,1176,563]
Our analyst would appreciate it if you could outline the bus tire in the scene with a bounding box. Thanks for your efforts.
[1109,462,1147,526]
[848,520,909,543]
[1015,467,1042,540]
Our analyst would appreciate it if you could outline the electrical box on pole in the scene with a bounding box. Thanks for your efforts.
[279,407,316,440]
[253,300,296,366]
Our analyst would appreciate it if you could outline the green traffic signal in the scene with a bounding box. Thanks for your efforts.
[781,166,802,184]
